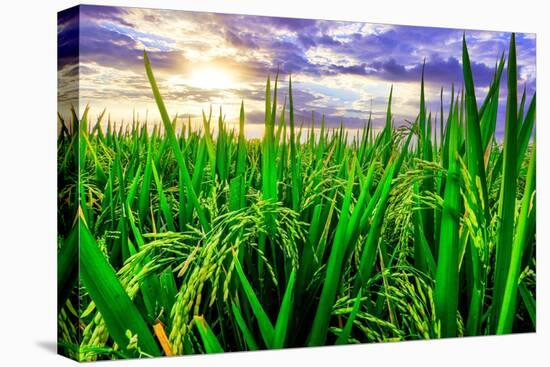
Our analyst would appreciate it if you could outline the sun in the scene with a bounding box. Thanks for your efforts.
[187,67,235,90]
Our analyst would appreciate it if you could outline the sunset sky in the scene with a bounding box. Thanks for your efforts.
[58,5,536,139]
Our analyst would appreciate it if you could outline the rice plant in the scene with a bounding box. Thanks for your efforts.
[57,33,535,361]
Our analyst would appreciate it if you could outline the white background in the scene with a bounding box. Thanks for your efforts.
[0,0,547,365]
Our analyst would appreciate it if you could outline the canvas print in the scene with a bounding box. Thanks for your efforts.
[57,4,536,361]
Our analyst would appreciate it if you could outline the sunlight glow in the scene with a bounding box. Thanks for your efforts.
[187,67,235,90]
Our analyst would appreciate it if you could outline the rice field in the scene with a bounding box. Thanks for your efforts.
[57,33,536,360]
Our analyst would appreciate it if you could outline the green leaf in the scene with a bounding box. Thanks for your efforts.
[434,96,461,338]
[57,225,78,311]
[335,289,362,345]
[354,130,413,293]
[79,220,160,357]
[233,257,275,347]
[308,157,356,346]
[151,160,175,232]
[143,51,210,232]
[288,75,301,211]
[194,316,224,353]
[231,302,259,351]
[518,281,536,328]
[497,140,535,334]
[493,33,519,330]
[138,140,153,227]
[273,270,297,348]
[517,94,536,172]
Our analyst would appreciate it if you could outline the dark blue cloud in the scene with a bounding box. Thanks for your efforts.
[317,34,342,47]
[297,33,317,48]
[79,4,134,27]
[329,63,368,75]
[57,6,79,70]
[224,29,258,49]
[367,55,500,87]
[78,18,187,73]
[258,16,318,31]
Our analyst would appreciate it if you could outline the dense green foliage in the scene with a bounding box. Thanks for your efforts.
[57,33,535,361]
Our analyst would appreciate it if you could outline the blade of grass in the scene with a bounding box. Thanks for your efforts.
[143,51,210,232]
[497,140,535,334]
[335,289,362,345]
[80,220,160,357]
[231,302,259,351]
[273,270,297,349]
[233,257,274,348]
[493,33,519,330]
[434,97,461,338]
[193,316,224,353]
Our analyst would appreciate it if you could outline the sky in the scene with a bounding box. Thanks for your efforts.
[57,5,536,139]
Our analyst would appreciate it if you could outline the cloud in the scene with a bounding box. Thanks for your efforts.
[63,5,536,138]
[57,7,79,70]
[79,4,134,27]
[368,55,499,87]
